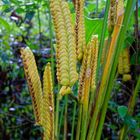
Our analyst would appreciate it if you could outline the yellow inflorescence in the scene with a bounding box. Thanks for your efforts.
[90,36,99,92]
[50,0,78,88]
[118,48,131,81]
[20,47,42,125]
[75,0,85,60]
[80,44,92,104]
[78,35,98,103]
[78,44,89,102]
[108,0,117,34]
[123,48,130,74]
[117,0,124,17]
[118,51,124,75]
[42,63,54,140]
[122,74,132,82]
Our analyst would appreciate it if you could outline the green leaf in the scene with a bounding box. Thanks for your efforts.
[2,0,9,4]
[85,3,96,13]
[85,17,105,43]
[117,106,128,118]
[10,0,20,5]
[1,5,12,13]
[124,115,137,129]
[0,17,11,33]
[123,34,135,49]
[130,52,140,65]
[15,7,25,14]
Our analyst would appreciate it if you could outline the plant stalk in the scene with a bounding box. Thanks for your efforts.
[97,0,110,78]
[71,101,77,140]
[63,95,68,140]
[95,1,137,139]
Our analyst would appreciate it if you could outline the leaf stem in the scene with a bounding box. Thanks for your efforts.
[70,101,77,140]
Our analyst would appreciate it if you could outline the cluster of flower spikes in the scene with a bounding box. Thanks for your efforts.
[118,48,131,82]
[21,48,54,140]
[50,0,78,96]
[42,63,54,140]
[75,0,86,60]
[78,35,99,103]
[20,47,43,125]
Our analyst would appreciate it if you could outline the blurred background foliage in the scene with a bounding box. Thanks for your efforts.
[0,0,140,140]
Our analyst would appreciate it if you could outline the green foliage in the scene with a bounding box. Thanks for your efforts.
[85,18,104,43]
[0,0,139,140]
[117,106,128,118]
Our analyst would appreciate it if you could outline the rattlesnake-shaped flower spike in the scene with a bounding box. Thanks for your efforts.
[118,48,131,81]
[90,35,99,92]
[78,35,98,103]
[78,39,92,103]
[123,48,130,74]
[78,45,89,102]
[60,1,78,86]
[50,0,78,97]
[20,47,42,125]
[42,63,54,140]
[108,0,117,34]
[75,0,85,60]
[50,0,70,86]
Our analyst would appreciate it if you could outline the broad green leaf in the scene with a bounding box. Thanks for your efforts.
[15,7,25,14]
[117,106,128,118]
[0,17,11,33]
[85,17,105,43]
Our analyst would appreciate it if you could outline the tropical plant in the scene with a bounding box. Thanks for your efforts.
[19,0,139,140]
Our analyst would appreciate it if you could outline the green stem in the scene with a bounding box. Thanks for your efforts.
[48,9,55,84]
[97,0,110,79]
[71,101,77,140]
[128,76,140,115]
[88,88,96,122]
[55,93,60,140]
[37,5,42,48]
[80,105,88,140]
[76,104,82,140]
[54,84,60,140]
[63,95,68,140]
[102,35,112,71]
[87,103,99,140]
[58,96,66,139]
[96,0,98,14]
[134,1,139,64]
[95,1,137,139]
